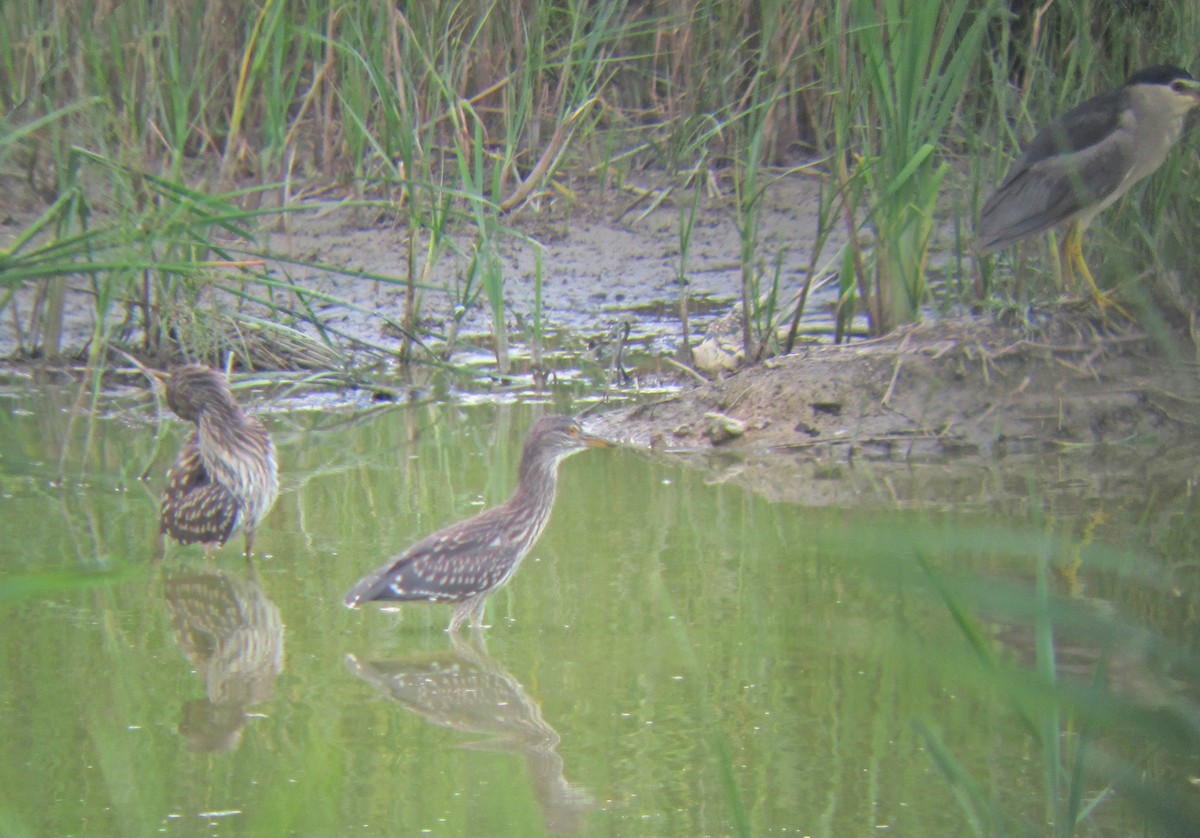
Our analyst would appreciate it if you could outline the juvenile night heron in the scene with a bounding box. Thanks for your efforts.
[344,415,611,632]
[165,570,284,752]
[978,65,1200,306]
[122,354,279,559]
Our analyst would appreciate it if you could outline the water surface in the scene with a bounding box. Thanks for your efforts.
[1,384,1196,835]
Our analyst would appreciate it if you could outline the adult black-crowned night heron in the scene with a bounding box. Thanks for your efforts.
[978,65,1200,305]
[123,354,279,559]
[344,415,610,632]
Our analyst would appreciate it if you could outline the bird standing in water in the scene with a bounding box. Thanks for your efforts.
[122,354,279,559]
[978,65,1200,308]
[344,415,610,632]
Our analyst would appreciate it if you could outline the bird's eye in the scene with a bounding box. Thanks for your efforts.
[567,425,579,436]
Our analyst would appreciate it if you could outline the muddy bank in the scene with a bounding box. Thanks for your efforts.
[0,170,851,362]
[6,170,1200,510]
[589,311,1200,505]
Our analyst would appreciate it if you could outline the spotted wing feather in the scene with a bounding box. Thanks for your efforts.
[161,433,242,547]
[344,505,518,607]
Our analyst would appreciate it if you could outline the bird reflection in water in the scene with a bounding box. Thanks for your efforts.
[346,636,591,834]
[991,592,1196,714]
[164,568,284,752]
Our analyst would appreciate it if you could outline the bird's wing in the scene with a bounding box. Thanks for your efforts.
[979,88,1133,250]
[1013,87,1127,172]
[344,507,513,606]
[161,434,242,546]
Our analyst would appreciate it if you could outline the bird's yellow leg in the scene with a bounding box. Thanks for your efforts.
[1065,223,1129,318]
[1053,227,1074,294]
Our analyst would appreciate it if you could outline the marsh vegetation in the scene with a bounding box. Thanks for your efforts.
[3,2,1200,834]
[3,1,1199,376]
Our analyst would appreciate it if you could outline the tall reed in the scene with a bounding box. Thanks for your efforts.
[832,0,996,335]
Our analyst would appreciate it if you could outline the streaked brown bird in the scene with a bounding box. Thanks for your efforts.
[344,415,610,632]
[123,354,279,559]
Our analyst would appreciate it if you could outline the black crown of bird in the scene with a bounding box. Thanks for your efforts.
[977,64,1200,308]
[344,415,611,633]
[117,350,279,559]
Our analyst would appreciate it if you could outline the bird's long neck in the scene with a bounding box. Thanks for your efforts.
[196,404,276,497]
[196,400,253,458]
[1127,85,1192,181]
[506,448,563,536]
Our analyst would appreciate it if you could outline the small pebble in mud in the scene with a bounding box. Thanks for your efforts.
[704,411,745,444]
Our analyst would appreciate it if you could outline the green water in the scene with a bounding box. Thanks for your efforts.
[1,384,1197,836]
